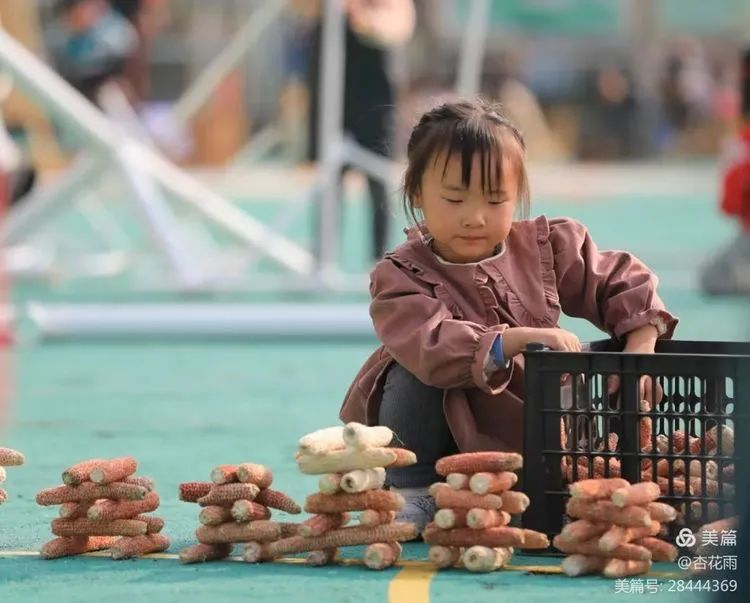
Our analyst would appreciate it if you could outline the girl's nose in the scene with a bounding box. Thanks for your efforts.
[462,209,486,228]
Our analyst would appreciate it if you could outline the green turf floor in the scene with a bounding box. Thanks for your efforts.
[1,175,746,602]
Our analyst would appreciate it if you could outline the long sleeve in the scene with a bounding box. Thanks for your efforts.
[549,217,678,340]
[369,260,513,393]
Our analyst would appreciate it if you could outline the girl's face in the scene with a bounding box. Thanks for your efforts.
[414,151,519,263]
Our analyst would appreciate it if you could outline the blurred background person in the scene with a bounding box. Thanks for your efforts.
[110,0,169,105]
[301,0,415,263]
[44,0,138,104]
[700,46,750,296]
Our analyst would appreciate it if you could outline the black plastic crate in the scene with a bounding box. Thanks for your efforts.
[521,339,750,551]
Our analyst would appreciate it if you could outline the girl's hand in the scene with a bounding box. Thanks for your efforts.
[502,326,581,359]
[608,324,663,404]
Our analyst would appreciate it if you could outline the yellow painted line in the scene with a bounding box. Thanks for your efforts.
[389,564,436,603]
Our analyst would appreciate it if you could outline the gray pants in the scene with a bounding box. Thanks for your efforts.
[700,232,750,295]
[378,363,458,488]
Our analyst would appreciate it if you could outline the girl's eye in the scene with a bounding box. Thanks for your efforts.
[442,198,463,204]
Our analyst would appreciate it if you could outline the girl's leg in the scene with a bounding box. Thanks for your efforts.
[378,362,458,532]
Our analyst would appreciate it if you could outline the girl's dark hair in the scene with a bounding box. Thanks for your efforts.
[403,98,530,225]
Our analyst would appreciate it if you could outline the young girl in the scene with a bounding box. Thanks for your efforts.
[339,99,678,530]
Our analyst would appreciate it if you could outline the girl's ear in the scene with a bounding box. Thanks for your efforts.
[412,193,423,209]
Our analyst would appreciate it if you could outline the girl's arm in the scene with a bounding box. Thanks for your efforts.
[369,260,512,394]
[549,217,678,341]
[623,323,659,353]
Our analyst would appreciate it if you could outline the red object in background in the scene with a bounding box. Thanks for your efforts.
[0,167,9,430]
[720,125,750,232]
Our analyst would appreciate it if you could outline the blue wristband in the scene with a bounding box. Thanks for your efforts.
[491,334,508,368]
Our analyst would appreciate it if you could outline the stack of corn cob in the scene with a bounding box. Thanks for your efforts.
[424,452,550,572]
[563,403,735,524]
[178,462,301,564]
[243,423,419,569]
[37,456,169,559]
[0,447,24,504]
[556,478,678,578]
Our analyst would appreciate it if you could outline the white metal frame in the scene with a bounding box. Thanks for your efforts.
[0,26,314,291]
[6,0,491,338]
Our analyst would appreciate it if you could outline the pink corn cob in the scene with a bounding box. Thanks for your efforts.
[279,522,300,537]
[561,554,608,577]
[90,457,137,485]
[230,500,272,522]
[446,473,469,490]
[432,486,502,510]
[435,508,468,529]
[263,523,418,557]
[199,506,233,526]
[318,473,343,495]
[363,542,401,570]
[137,515,164,534]
[123,476,155,491]
[196,520,281,544]
[299,513,350,537]
[558,520,610,545]
[255,489,302,514]
[0,488,7,504]
[705,425,734,455]
[645,501,677,523]
[87,491,160,521]
[236,463,273,489]
[359,510,396,527]
[499,491,530,514]
[60,502,94,519]
[566,457,622,481]
[436,452,523,476]
[179,543,233,564]
[463,546,513,573]
[40,536,117,559]
[602,558,651,578]
[428,545,462,568]
[469,472,518,495]
[390,448,418,467]
[62,459,105,485]
[51,518,147,537]
[689,477,734,498]
[210,465,239,485]
[111,534,170,559]
[569,478,629,500]
[197,483,260,506]
[566,498,652,527]
[633,537,678,562]
[242,541,272,563]
[306,548,338,566]
[598,521,660,552]
[521,530,550,549]
[466,508,511,529]
[0,447,24,466]
[653,476,689,496]
[552,535,651,561]
[36,482,148,505]
[423,525,526,548]
[611,482,661,507]
[179,482,212,502]
[305,490,403,514]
